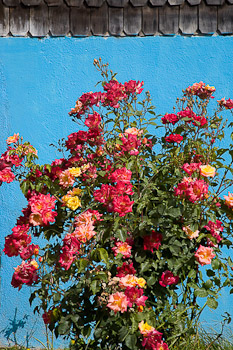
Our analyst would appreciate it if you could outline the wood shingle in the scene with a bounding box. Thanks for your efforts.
[159,5,179,34]
[70,5,90,35]
[199,1,217,34]
[124,4,141,35]
[142,5,158,35]
[107,0,128,6]
[0,2,9,35]
[22,0,42,6]
[65,0,83,6]
[86,0,104,7]
[186,0,201,6]
[150,0,167,6]
[218,4,233,33]
[179,2,197,34]
[30,2,49,36]
[45,0,63,7]
[10,4,29,36]
[3,0,20,7]
[130,0,148,5]
[91,2,108,35]
[109,7,124,35]
[49,4,69,35]
[168,0,183,5]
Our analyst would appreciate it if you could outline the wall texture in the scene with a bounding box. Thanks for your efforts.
[0,36,233,347]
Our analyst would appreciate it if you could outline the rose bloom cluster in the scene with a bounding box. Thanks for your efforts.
[139,321,169,350]
[204,219,223,246]
[69,79,144,117]
[3,191,57,289]
[184,81,215,99]
[0,134,21,184]
[28,193,57,226]
[94,167,134,217]
[174,177,208,203]
[3,223,38,260]
[224,192,233,209]
[115,127,152,156]
[59,210,102,270]
[162,107,209,145]
[11,259,39,290]
[164,134,183,144]
[43,112,104,188]
[0,133,38,188]
[182,162,201,176]
[143,230,162,253]
[112,240,132,258]
[182,163,216,179]
[59,167,81,188]
[107,262,147,314]
[162,108,207,128]
[218,97,233,110]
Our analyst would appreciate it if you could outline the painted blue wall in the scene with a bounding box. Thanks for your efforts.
[0,37,233,347]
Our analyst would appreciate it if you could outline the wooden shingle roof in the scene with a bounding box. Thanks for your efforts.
[0,0,233,36]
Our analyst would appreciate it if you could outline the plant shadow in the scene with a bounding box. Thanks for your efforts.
[0,308,29,346]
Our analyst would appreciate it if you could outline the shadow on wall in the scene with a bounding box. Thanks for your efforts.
[0,308,38,348]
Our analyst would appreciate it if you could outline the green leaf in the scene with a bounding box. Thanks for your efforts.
[98,248,109,266]
[125,334,137,350]
[95,271,108,282]
[90,280,98,295]
[94,328,103,339]
[194,288,209,297]
[203,279,213,289]
[211,258,220,270]
[167,207,181,218]
[115,229,127,242]
[206,269,215,277]
[207,297,218,310]
[140,261,151,273]
[147,276,157,287]
[188,270,196,279]
[118,327,129,342]
[77,258,89,273]
[229,150,233,161]
[57,319,70,335]
[20,181,29,195]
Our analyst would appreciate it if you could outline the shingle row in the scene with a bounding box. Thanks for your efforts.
[0,0,233,36]
[2,0,233,6]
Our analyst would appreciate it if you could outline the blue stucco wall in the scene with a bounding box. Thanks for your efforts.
[0,36,233,347]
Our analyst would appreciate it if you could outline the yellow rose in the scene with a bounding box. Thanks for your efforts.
[136,277,146,288]
[30,260,39,269]
[62,194,70,202]
[65,196,81,211]
[138,321,155,335]
[200,165,216,177]
[68,167,81,177]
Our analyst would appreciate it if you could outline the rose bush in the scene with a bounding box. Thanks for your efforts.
[1,59,233,350]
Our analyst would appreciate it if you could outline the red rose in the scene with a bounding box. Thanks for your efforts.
[159,270,179,287]
[165,134,183,143]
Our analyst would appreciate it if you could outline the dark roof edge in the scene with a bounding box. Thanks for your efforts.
[0,1,233,37]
